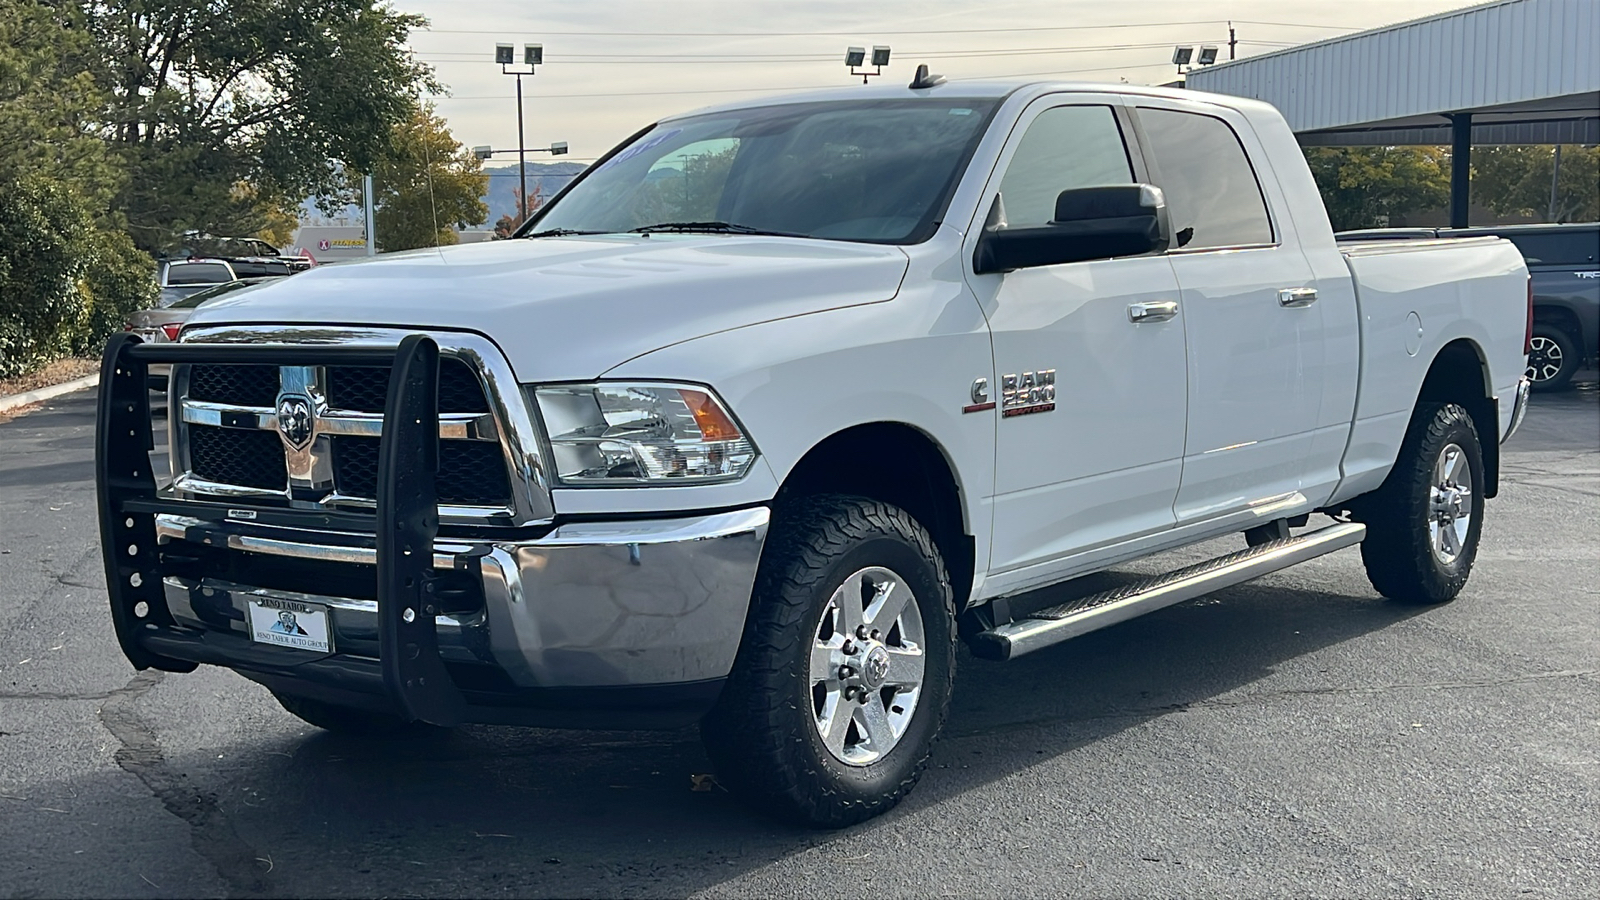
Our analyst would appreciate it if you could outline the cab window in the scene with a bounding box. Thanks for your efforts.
[996,105,1134,229]
[1137,107,1274,250]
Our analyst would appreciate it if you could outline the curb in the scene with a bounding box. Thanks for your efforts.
[0,372,100,413]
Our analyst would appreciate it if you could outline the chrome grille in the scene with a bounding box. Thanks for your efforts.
[173,355,512,511]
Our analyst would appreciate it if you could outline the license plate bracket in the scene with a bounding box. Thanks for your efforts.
[247,597,332,653]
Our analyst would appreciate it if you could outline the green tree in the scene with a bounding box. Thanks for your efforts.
[84,0,436,251]
[368,105,489,251]
[1,3,155,377]
[0,1,120,207]
[1473,145,1600,223]
[1303,146,1451,232]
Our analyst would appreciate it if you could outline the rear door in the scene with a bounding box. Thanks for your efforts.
[1130,101,1338,523]
[967,97,1189,576]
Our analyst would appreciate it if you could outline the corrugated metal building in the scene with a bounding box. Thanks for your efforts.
[1186,0,1598,225]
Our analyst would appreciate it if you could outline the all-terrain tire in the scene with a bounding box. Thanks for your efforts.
[701,495,957,828]
[273,691,451,738]
[1358,402,1485,604]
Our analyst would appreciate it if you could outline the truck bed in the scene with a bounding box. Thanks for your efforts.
[1332,236,1528,504]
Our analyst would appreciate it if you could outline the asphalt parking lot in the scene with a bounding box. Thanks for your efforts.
[1,382,1596,899]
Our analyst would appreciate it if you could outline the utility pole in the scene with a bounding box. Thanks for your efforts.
[363,173,375,256]
[1548,144,1564,222]
[1228,22,1237,60]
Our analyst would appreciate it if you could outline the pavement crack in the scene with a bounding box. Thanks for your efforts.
[99,670,272,897]
[0,690,114,701]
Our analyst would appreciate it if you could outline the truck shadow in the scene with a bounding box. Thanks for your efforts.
[119,577,1425,896]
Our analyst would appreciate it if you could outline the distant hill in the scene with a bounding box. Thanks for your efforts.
[484,161,588,223]
[297,160,590,227]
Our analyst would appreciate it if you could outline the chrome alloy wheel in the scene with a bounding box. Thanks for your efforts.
[1428,442,1473,565]
[1526,335,1564,383]
[809,566,926,766]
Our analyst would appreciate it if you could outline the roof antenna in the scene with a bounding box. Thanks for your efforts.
[909,64,946,89]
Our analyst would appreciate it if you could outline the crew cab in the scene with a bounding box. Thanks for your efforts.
[97,76,1531,828]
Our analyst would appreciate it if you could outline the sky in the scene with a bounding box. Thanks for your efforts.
[401,0,1498,164]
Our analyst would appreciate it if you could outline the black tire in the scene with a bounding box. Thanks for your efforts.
[273,691,450,738]
[701,495,957,828]
[1526,322,1579,392]
[1357,402,1485,604]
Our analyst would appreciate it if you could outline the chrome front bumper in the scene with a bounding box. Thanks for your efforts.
[156,507,770,689]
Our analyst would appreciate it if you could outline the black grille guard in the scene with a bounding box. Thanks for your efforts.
[96,332,468,725]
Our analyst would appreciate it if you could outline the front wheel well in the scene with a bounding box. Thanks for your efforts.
[773,423,975,610]
[1415,338,1499,498]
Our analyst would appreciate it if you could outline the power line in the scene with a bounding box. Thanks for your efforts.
[416,20,1243,38]
[416,42,1190,65]
[440,60,1177,102]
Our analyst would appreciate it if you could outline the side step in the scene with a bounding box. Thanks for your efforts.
[970,522,1367,661]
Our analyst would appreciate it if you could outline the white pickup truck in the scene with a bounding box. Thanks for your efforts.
[97,75,1531,827]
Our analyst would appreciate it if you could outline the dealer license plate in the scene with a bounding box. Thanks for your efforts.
[247,597,332,653]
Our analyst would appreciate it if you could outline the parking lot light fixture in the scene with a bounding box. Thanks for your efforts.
[847,44,890,84]
[1197,45,1220,66]
[496,41,544,223]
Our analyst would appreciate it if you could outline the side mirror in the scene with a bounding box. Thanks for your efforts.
[973,184,1170,274]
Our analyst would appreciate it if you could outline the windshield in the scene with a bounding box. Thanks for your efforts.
[526,98,1000,244]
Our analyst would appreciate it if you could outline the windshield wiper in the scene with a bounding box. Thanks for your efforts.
[628,221,801,237]
[523,227,608,238]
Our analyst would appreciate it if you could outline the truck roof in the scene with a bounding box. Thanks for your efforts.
[668,79,1276,122]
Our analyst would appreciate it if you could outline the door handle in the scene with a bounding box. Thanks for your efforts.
[1128,300,1179,323]
[1278,287,1318,308]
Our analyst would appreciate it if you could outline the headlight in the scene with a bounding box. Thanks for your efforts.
[531,383,757,485]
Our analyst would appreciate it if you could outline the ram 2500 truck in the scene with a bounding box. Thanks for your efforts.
[97,76,1531,827]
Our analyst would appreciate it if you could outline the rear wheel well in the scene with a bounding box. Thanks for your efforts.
[1532,304,1581,343]
[1416,339,1499,498]
[774,423,975,610]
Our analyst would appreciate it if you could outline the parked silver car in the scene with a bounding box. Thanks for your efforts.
[127,278,284,387]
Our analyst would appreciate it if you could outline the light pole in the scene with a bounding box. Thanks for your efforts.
[472,143,569,223]
[496,42,543,223]
[845,45,891,84]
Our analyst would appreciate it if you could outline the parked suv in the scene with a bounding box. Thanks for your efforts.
[1340,222,1599,390]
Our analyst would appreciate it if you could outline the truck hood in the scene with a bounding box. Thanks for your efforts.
[185,235,909,381]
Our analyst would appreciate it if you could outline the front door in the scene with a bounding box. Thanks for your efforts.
[966,99,1189,577]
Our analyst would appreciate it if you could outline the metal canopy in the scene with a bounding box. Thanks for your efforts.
[1185,0,1598,227]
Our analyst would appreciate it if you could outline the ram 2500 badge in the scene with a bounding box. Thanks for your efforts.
[97,71,1531,826]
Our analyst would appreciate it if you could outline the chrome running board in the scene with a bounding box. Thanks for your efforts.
[970,522,1367,661]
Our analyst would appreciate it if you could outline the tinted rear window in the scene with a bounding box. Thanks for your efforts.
[168,263,231,285]
[1137,107,1274,250]
[230,261,292,277]
[1501,231,1599,267]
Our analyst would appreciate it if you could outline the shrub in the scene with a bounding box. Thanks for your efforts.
[0,175,155,377]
